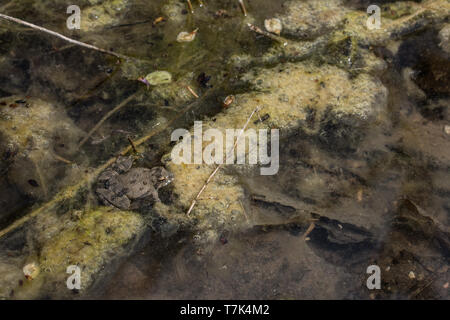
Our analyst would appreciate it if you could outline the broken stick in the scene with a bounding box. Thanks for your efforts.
[0,13,126,59]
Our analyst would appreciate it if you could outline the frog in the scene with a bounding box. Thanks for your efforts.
[96,156,173,210]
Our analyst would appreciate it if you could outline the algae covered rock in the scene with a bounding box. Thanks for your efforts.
[158,60,388,251]
[0,96,84,223]
[0,260,24,299]
[81,0,130,30]
[240,62,387,136]
[161,0,187,26]
[37,207,145,295]
[278,0,348,39]
[337,0,450,46]
[232,0,450,71]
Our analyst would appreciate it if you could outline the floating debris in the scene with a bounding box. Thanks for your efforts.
[23,263,40,280]
[254,113,270,124]
[90,134,110,145]
[303,222,315,240]
[223,95,235,108]
[186,86,199,98]
[197,72,212,88]
[264,18,282,35]
[141,71,172,87]
[137,77,151,88]
[357,189,363,202]
[408,271,416,279]
[214,9,230,18]
[238,0,247,17]
[152,16,166,26]
[444,125,450,135]
[177,28,199,42]
[187,0,194,14]
[248,23,287,46]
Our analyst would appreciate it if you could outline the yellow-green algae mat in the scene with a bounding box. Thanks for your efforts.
[157,61,387,246]
[10,207,145,299]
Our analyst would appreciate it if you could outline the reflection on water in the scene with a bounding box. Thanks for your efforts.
[0,0,449,299]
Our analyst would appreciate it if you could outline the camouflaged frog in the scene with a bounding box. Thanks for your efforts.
[96,156,173,210]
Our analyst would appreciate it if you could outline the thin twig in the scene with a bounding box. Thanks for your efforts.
[78,91,139,148]
[303,222,315,240]
[0,13,126,59]
[238,199,249,222]
[239,0,248,17]
[33,159,48,199]
[186,86,199,98]
[409,276,437,299]
[127,136,138,153]
[52,153,72,164]
[187,0,194,14]
[187,105,261,215]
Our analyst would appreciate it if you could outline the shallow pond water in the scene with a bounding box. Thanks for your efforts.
[0,0,449,300]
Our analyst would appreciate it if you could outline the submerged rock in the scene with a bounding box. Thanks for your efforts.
[0,206,146,299]
[37,207,145,296]
[81,0,131,30]
[278,0,348,39]
[0,260,24,299]
[161,0,187,26]
[0,96,84,221]
[232,0,450,71]
[157,61,388,251]
[240,62,387,136]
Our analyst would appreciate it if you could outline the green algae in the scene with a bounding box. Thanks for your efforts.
[82,0,130,30]
[39,207,145,291]
[381,2,415,20]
